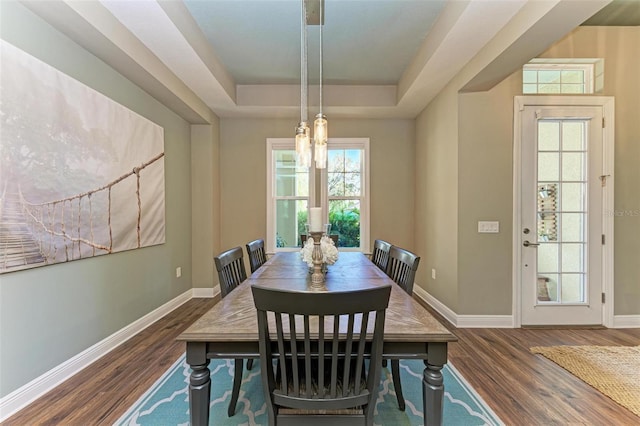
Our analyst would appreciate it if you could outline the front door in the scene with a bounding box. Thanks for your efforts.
[517,100,611,326]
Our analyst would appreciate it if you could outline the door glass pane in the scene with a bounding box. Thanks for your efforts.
[536,119,589,306]
[561,274,585,303]
[561,243,584,272]
[275,199,308,248]
[562,122,585,150]
[538,153,559,181]
[328,199,360,248]
[538,244,558,272]
[537,274,558,302]
[561,183,585,211]
[561,213,584,242]
[538,122,559,150]
[562,153,585,181]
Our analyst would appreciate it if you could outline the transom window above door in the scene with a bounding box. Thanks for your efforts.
[523,59,604,94]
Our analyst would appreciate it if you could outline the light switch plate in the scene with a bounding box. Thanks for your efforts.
[478,221,499,233]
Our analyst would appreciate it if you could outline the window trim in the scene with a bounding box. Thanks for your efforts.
[266,137,370,254]
[266,138,316,253]
[523,61,598,94]
[320,138,370,252]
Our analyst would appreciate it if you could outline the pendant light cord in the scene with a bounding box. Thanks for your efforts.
[318,0,323,116]
[301,0,308,123]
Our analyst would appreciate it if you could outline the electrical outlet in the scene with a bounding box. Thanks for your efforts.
[431,268,436,280]
[176,267,182,278]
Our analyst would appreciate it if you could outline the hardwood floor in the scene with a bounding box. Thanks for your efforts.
[4,297,639,425]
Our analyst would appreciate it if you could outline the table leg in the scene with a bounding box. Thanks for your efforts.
[422,361,444,426]
[187,342,210,426]
[423,342,447,426]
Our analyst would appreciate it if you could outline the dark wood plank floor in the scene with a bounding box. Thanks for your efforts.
[4,297,639,425]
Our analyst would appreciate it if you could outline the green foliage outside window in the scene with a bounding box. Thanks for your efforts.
[329,203,360,248]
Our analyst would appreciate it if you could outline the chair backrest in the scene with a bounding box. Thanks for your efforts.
[246,238,267,273]
[252,284,391,414]
[386,246,420,295]
[214,246,247,298]
[371,239,392,271]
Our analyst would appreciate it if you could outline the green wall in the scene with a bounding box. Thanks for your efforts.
[417,25,640,317]
[0,2,193,397]
[218,118,416,258]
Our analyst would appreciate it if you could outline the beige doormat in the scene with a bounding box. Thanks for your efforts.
[531,345,640,417]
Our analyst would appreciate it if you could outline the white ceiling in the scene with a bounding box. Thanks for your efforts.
[22,0,621,123]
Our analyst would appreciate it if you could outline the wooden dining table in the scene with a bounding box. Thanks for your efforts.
[178,251,457,425]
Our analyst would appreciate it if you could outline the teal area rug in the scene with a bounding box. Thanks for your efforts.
[115,356,502,425]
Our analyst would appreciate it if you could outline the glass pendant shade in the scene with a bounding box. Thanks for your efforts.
[314,113,327,168]
[314,113,328,145]
[295,123,311,168]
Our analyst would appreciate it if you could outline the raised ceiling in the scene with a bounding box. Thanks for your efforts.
[21,0,623,123]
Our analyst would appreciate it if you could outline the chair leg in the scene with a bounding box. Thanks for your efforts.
[228,359,244,416]
[391,360,405,411]
[247,358,254,370]
[364,402,375,426]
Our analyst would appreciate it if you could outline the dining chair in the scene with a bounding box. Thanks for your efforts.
[251,284,391,426]
[385,245,421,411]
[371,239,392,272]
[214,246,249,416]
[246,238,267,273]
[386,246,420,295]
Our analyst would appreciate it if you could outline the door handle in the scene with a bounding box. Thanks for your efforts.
[523,240,540,247]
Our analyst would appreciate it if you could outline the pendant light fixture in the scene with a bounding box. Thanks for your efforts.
[295,0,311,168]
[313,0,327,169]
[295,0,328,169]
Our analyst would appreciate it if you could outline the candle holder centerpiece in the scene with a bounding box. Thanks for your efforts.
[302,208,338,289]
[309,230,326,285]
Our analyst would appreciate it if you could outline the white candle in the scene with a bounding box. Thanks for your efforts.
[309,207,323,232]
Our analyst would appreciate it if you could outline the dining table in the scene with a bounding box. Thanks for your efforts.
[177,251,458,425]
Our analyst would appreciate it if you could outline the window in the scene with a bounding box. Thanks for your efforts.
[266,139,312,251]
[523,59,603,94]
[266,138,369,253]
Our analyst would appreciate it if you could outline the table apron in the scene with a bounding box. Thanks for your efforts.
[193,341,448,364]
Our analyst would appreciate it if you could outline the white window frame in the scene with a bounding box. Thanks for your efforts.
[266,138,315,253]
[320,138,370,252]
[523,60,600,94]
[266,137,370,254]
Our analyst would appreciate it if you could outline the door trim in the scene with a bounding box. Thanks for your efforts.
[512,96,615,328]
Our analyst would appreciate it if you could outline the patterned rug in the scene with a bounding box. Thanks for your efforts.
[115,356,502,425]
[531,345,640,417]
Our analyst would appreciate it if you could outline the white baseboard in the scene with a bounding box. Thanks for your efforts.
[413,286,514,328]
[192,286,218,298]
[613,315,640,328]
[415,286,637,329]
[413,286,457,326]
[456,315,514,328]
[0,289,194,422]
